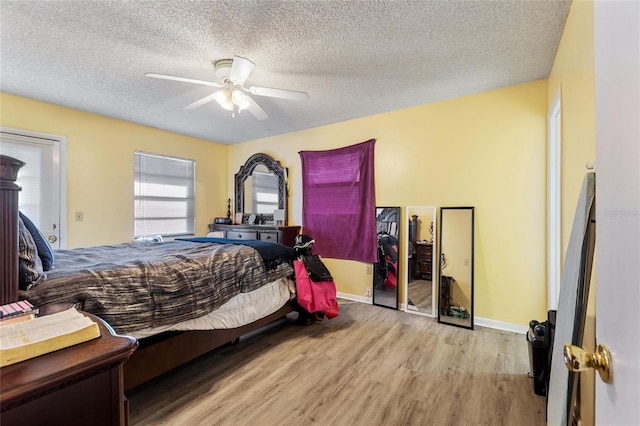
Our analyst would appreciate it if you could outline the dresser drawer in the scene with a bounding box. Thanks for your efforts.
[208,224,301,247]
[227,230,258,240]
[259,231,279,243]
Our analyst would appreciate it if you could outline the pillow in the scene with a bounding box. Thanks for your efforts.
[18,211,54,271]
[18,217,46,290]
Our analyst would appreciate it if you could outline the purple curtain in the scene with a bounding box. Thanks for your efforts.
[299,139,377,262]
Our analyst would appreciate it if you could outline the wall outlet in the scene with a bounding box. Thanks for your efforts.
[75,211,83,222]
[365,287,371,297]
[365,265,373,274]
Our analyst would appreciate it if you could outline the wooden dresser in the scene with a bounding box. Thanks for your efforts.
[1,305,138,426]
[414,242,433,280]
[209,224,301,247]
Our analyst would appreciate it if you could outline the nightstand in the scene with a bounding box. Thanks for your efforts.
[0,305,138,426]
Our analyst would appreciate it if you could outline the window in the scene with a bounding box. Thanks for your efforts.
[134,152,195,237]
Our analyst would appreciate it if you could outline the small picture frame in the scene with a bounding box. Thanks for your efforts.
[234,212,243,225]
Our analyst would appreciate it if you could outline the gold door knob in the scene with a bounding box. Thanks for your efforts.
[48,235,58,243]
[563,343,612,383]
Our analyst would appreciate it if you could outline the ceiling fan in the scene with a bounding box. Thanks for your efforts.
[146,56,309,120]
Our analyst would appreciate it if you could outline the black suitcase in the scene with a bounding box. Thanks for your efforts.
[527,319,549,396]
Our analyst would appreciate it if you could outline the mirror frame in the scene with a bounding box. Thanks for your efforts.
[438,206,475,330]
[404,206,437,317]
[234,153,288,225]
[373,206,400,310]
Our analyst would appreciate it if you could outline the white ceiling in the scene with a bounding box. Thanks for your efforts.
[0,0,571,145]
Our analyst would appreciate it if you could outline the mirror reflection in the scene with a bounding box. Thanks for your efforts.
[234,153,288,225]
[373,207,400,310]
[405,206,436,317]
[243,164,280,215]
[438,207,475,329]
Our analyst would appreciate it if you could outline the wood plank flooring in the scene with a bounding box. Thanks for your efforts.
[407,279,432,313]
[128,301,546,426]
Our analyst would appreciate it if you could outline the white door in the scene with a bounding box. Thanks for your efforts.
[594,1,640,424]
[0,129,67,249]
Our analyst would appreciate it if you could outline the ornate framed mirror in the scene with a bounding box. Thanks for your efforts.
[438,206,475,329]
[234,153,288,225]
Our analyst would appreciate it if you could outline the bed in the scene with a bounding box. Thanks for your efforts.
[0,155,297,390]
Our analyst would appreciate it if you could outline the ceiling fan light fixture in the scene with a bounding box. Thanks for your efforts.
[213,59,233,81]
[150,55,307,120]
[231,89,250,111]
[213,89,234,111]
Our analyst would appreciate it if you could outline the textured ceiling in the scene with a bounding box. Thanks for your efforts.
[0,0,571,144]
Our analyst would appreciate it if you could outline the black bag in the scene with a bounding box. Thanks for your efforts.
[301,254,333,282]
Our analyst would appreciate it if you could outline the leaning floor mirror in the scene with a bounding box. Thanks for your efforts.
[438,206,475,329]
[404,206,436,317]
[373,207,400,310]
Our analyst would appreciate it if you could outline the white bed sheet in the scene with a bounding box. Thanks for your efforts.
[130,277,295,339]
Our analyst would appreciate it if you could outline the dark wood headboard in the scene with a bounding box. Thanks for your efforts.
[0,155,25,305]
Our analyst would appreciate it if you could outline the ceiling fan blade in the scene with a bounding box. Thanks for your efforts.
[182,91,221,110]
[245,96,268,120]
[228,56,255,86]
[145,73,222,87]
[248,86,309,101]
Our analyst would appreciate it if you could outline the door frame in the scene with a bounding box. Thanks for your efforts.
[547,88,562,311]
[0,126,68,249]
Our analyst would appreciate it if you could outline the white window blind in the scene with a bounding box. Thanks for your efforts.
[134,152,195,237]
[252,171,279,214]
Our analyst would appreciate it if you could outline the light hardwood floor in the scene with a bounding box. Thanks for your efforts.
[128,301,546,426]
[407,279,432,313]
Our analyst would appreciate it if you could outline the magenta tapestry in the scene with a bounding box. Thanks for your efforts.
[298,139,377,262]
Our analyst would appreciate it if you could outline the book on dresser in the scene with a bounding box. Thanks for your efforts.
[0,300,39,324]
[0,307,101,367]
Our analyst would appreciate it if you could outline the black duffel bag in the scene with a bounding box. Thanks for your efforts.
[301,254,333,282]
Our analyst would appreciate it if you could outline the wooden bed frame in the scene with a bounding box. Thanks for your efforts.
[0,155,294,391]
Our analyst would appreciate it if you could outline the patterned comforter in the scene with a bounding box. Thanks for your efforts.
[19,240,295,334]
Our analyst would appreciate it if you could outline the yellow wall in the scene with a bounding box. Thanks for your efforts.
[0,93,228,248]
[0,2,596,339]
[2,79,550,327]
[548,0,596,263]
[547,1,596,425]
[230,80,549,326]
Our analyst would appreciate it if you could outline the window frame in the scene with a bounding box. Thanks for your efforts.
[134,151,196,238]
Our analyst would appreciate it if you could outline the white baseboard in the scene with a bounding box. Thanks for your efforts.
[337,292,372,304]
[336,293,527,334]
[474,316,528,334]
